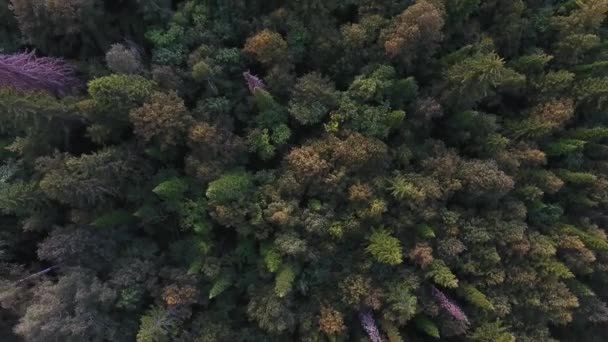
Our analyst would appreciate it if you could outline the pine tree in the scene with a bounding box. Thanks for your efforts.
[366,229,403,265]
[426,260,459,288]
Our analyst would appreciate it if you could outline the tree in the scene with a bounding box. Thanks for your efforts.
[383,276,419,325]
[0,51,77,95]
[288,72,338,125]
[551,0,608,64]
[359,310,382,342]
[36,147,149,208]
[13,269,122,342]
[469,321,515,342]
[243,29,288,66]
[444,50,524,108]
[246,287,295,333]
[186,121,247,183]
[456,159,514,201]
[431,286,469,324]
[10,0,101,53]
[380,0,445,60]
[426,260,458,288]
[88,74,155,111]
[507,99,575,139]
[106,43,143,75]
[136,306,178,342]
[206,170,253,203]
[86,74,156,142]
[129,91,193,150]
[3,0,608,341]
[366,229,403,265]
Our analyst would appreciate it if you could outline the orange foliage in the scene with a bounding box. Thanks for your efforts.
[319,306,346,335]
[243,29,288,65]
[129,91,193,149]
[380,0,444,58]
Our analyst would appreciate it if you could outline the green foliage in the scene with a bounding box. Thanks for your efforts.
[271,124,291,145]
[0,181,40,216]
[247,289,295,333]
[92,210,136,228]
[567,279,595,297]
[288,72,338,125]
[145,2,209,65]
[209,274,233,299]
[261,245,282,273]
[147,26,187,65]
[544,139,586,156]
[528,202,564,226]
[555,170,597,185]
[5,1,608,341]
[192,61,212,81]
[536,70,576,95]
[37,148,145,208]
[274,265,296,297]
[415,316,440,338]
[178,197,210,234]
[366,229,403,265]
[88,74,156,110]
[247,129,276,160]
[333,66,408,137]
[380,319,403,342]
[469,321,515,342]
[383,277,419,324]
[416,224,436,239]
[460,284,494,310]
[248,89,290,159]
[137,306,177,342]
[253,89,283,118]
[537,260,575,279]
[576,77,608,108]
[426,260,459,288]
[0,88,74,135]
[117,288,144,311]
[446,110,501,152]
[567,127,608,141]
[510,53,553,75]
[388,174,423,201]
[443,0,480,26]
[153,178,188,201]
[445,51,524,107]
[85,74,156,142]
[561,225,608,251]
[206,171,253,203]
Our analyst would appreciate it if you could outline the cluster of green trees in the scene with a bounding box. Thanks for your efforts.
[1,0,608,341]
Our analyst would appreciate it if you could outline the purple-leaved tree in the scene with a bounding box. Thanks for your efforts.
[432,286,470,324]
[359,309,383,342]
[0,51,77,96]
[243,70,266,93]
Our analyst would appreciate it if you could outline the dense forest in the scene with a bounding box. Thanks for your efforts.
[1,0,608,341]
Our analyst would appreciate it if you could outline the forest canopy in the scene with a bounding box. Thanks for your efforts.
[1,0,608,341]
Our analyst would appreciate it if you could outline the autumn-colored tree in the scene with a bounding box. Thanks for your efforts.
[381,0,445,60]
[243,29,288,66]
[2,1,608,341]
[130,91,193,150]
